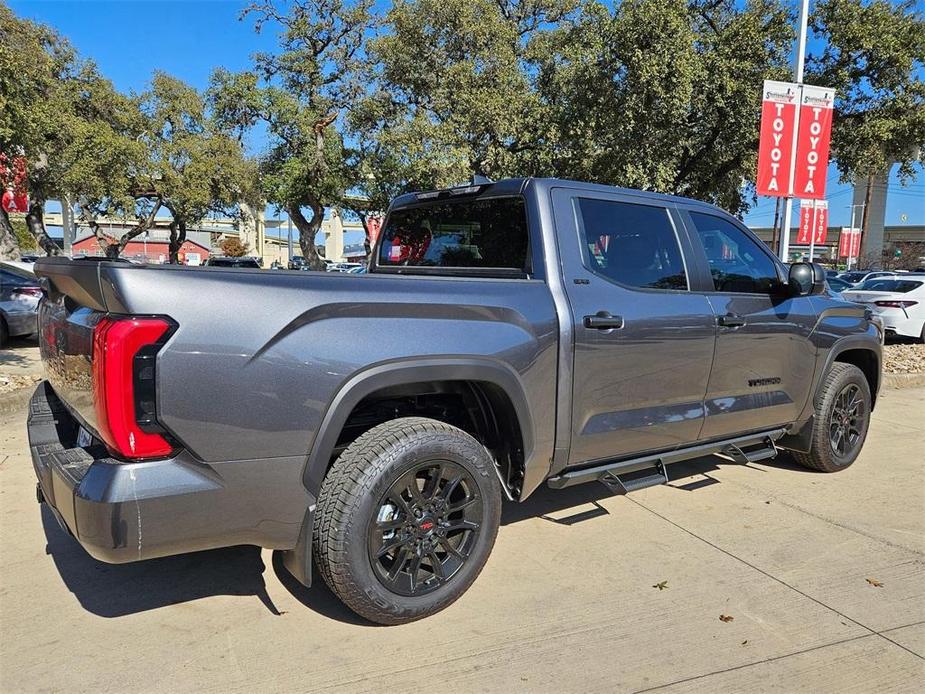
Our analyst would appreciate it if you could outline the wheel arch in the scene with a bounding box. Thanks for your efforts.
[831,345,880,409]
[302,358,535,500]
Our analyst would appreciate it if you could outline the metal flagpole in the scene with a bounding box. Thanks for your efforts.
[808,199,817,262]
[780,0,811,263]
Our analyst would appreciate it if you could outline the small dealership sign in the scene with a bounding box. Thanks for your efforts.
[756,81,835,199]
[839,227,861,258]
[797,199,829,245]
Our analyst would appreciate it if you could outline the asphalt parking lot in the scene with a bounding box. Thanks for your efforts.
[1,377,923,692]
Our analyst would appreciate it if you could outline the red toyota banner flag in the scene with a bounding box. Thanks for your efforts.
[813,201,829,244]
[793,85,835,200]
[851,228,862,257]
[797,199,814,244]
[839,227,860,258]
[0,152,29,213]
[756,80,799,197]
[838,229,852,257]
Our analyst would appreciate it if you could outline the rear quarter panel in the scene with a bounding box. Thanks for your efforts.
[99,265,559,485]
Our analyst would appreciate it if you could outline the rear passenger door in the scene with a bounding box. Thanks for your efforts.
[553,189,717,466]
[680,209,818,440]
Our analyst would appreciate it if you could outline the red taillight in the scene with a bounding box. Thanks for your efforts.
[92,316,174,459]
[874,300,918,308]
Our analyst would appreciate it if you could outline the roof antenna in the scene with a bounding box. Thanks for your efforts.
[472,174,493,185]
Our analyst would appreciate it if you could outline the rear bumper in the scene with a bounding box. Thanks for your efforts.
[875,309,924,339]
[28,381,313,564]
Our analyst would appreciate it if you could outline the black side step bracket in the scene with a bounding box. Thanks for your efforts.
[720,437,779,465]
[599,460,669,494]
[547,428,786,491]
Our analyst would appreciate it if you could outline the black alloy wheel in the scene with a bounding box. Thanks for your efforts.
[828,383,866,459]
[312,417,502,624]
[367,461,482,596]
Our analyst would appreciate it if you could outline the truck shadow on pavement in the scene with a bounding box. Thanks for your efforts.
[41,506,283,618]
[42,452,813,624]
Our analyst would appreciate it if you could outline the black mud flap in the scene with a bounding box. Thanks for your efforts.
[281,506,314,587]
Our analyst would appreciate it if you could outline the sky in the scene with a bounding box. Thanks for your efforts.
[9,0,925,232]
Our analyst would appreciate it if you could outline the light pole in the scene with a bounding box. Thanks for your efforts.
[780,0,811,262]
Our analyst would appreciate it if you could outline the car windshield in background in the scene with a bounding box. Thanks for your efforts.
[377,196,529,274]
[856,279,922,293]
[840,272,868,283]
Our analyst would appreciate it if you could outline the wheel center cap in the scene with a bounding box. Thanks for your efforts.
[418,517,436,534]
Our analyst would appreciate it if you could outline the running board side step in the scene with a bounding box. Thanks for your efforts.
[547,428,786,491]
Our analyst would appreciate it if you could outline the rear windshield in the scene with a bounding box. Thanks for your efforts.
[856,279,922,293]
[377,196,529,275]
[840,272,867,283]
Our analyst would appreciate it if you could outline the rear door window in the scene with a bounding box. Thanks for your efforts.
[575,198,688,290]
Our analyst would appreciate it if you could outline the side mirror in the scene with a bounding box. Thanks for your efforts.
[788,262,826,296]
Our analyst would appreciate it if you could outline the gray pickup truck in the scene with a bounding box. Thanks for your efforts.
[29,178,881,624]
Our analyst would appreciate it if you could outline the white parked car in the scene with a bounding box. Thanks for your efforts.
[837,270,898,287]
[842,276,925,342]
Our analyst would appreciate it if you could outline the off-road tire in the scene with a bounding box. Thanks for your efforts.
[792,362,871,472]
[312,417,502,625]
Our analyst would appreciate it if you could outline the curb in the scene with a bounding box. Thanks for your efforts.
[883,372,925,390]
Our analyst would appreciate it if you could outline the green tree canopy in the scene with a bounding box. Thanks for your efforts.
[140,73,255,262]
[210,0,375,270]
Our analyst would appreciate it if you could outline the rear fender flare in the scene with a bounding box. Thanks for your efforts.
[302,357,535,498]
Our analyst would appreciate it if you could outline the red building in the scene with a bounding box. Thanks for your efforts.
[72,234,210,265]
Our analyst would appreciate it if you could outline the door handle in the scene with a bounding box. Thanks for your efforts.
[718,313,746,328]
[584,311,624,330]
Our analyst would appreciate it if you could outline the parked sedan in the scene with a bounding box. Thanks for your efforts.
[837,270,896,287]
[842,277,925,342]
[826,276,852,293]
[1,260,41,347]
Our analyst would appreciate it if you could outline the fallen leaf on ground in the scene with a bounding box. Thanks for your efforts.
[719,614,734,622]
[866,578,884,588]
[653,581,668,590]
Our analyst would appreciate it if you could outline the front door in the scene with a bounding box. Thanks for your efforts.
[680,209,818,440]
[553,189,717,466]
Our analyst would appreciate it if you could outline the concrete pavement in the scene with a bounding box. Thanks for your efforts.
[0,386,922,692]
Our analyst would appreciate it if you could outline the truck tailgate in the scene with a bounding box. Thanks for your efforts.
[37,285,103,437]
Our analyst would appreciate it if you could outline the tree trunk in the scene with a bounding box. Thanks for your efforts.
[860,173,875,268]
[357,211,372,260]
[287,203,326,270]
[0,207,22,260]
[168,218,187,264]
[25,202,61,256]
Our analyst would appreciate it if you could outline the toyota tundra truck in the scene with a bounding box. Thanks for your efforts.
[28,178,881,624]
